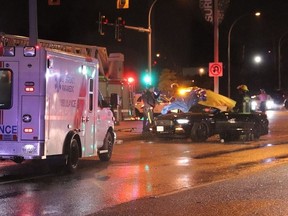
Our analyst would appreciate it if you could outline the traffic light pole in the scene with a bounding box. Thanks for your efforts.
[124,0,158,80]
[98,0,159,82]
[148,0,159,79]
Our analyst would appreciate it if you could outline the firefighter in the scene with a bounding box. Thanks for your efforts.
[235,84,251,113]
[142,85,159,133]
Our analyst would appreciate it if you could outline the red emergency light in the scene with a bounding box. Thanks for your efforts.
[25,87,34,92]
[25,82,35,92]
[24,128,33,133]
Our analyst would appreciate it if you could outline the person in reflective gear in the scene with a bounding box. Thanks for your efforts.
[235,85,251,113]
[142,85,159,132]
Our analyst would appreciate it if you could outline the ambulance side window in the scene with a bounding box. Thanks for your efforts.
[0,69,12,109]
[88,79,93,111]
[98,91,109,108]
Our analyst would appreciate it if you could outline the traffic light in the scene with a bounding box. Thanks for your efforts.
[115,17,125,42]
[143,74,152,85]
[127,77,135,84]
[98,13,108,36]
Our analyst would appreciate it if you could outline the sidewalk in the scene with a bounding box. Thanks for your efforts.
[114,120,143,143]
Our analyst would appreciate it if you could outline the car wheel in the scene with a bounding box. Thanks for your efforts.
[66,138,80,173]
[98,131,114,162]
[191,122,209,142]
[252,123,261,140]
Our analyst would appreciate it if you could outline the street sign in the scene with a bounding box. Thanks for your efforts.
[117,0,129,9]
[209,62,223,77]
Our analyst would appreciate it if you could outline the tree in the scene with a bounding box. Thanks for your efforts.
[158,69,179,97]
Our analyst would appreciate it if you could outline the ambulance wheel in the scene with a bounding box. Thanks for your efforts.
[98,131,114,162]
[191,122,209,142]
[66,138,80,173]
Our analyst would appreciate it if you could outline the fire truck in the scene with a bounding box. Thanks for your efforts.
[0,35,116,172]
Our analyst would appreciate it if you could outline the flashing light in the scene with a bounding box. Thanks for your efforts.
[25,87,34,92]
[1,47,15,56]
[24,128,33,133]
[23,46,36,57]
[25,81,35,92]
[178,88,191,95]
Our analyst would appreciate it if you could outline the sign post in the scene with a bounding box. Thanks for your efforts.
[209,62,223,77]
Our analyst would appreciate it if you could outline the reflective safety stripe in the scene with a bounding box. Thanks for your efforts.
[99,150,108,154]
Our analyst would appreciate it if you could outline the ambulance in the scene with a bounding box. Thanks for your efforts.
[0,37,116,172]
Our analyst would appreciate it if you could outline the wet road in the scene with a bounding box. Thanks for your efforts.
[0,110,288,215]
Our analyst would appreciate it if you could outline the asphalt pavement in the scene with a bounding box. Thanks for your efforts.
[91,162,288,216]
[108,117,288,216]
[114,120,143,143]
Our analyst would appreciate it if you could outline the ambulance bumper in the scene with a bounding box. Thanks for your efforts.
[0,141,45,160]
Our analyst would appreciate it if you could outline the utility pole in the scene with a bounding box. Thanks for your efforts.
[29,0,38,46]
[148,0,158,78]
[99,0,159,81]
[213,0,219,94]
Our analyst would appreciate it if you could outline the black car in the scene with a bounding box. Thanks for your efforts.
[153,105,269,142]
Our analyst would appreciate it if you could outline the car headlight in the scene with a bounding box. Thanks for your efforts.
[251,100,258,110]
[266,100,274,109]
[176,119,189,124]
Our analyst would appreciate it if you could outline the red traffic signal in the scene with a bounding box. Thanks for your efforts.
[127,77,135,84]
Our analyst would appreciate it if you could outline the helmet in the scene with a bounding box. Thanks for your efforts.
[237,85,249,92]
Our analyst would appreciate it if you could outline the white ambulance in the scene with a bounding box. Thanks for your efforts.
[0,44,116,172]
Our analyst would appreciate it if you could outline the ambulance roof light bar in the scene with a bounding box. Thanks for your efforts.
[1,46,15,56]
[23,46,36,57]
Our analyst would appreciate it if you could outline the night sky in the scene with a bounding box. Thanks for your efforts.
[1,0,288,95]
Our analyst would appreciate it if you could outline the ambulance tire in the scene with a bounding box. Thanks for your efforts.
[66,137,80,173]
[98,131,114,162]
[191,121,209,142]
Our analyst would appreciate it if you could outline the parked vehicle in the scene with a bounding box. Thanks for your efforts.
[250,95,275,111]
[134,93,171,118]
[153,88,269,142]
[0,37,116,172]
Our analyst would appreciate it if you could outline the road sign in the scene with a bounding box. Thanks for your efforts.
[209,62,223,77]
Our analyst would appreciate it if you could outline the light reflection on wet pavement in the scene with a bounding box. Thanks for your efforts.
[0,110,288,215]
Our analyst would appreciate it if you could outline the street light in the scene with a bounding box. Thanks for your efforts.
[254,55,262,64]
[227,12,260,98]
